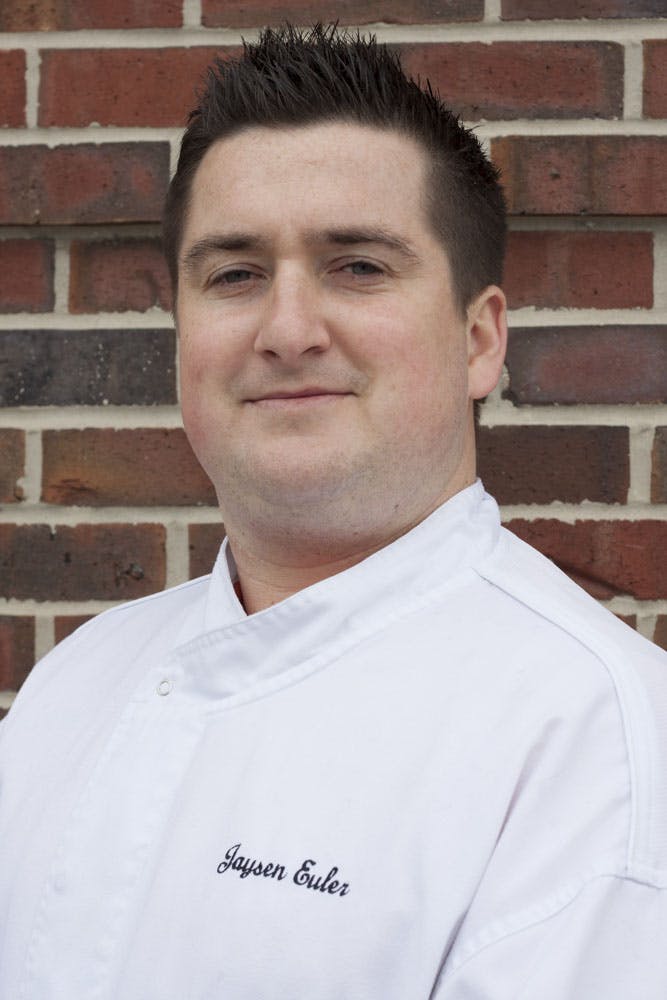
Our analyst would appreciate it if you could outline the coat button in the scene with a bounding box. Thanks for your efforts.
[157,678,172,696]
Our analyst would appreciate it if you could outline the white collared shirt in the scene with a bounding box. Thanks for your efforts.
[1,482,667,998]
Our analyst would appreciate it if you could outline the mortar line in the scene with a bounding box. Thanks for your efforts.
[24,46,40,129]
[623,40,644,120]
[165,520,191,589]
[628,425,655,504]
[182,0,203,29]
[34,615,55,662]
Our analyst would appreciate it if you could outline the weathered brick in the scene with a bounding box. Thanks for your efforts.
[0,429,25,503]
[0,239,55,313]
[478,426,629,504]
[0,50,26,126]
[54,615,95,644]
[652,427,667,503]
[504,326,667,406]
[0,524,166,601]
[69,239,171,314]
[400,42,622,120]
[0,144,170,225]
[189,523,226,579]
[492,137,667,216]
[0,0,181,30]
[0,329,176,407]
[0,617,35,690]
[502,0,665,16]
[504,231,653,310]
[654,616,667,653]
[201,0,483,27]
[39,48,231,128]
[505,519,667,600]
[42,429,217,507]
[644,41,667,119]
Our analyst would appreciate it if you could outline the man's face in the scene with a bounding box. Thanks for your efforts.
[177,122,497,536]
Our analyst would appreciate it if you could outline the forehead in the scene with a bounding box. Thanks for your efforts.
[182,122,434,248]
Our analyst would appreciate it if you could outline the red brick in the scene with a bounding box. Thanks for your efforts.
[0,524,166,601]
[502,0,665,16]
[0,144,170,225]
[39,48,234,128]
[505,231,653,310]
[0,50,26,126]
[652,427,667,503]
[478,426,629,504]
[201,0,482,27]
[54,614,95,644]
[189,523,227,579]
[400,42,622,121]
[654,616,667,653]
[0,430,25,503]
[42,429,217,507]
[614,614,636,629]
[505,519,667,600]
[0,616,35,690]
[504,326,667,406]
[0,239,55,313]
[0,0,181,30]
[492,137,667,216]
[69,239,171,314]
[644,41,667,119]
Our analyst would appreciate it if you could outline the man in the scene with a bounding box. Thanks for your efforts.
[1,24,666,999]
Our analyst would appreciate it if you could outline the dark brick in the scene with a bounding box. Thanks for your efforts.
[478,426,629,504]
[654,616,667,653]
[0,616,34,690]
[69,239,171,313]
[201,0,483,28]
[644,41,667,119]
[0,239,55,313]
[54,614,95,644]
[502,0,666,16]
[0,329,176,407]
[0,0,181,30]
[0,144,170,225]
[492,136,667,216]
[39,48,232,128]
[0,50,26,126]
[0,429,25,502]
[0,524,166,601]
[42,429,217,506]
[400,42,622,120]
[504,326,667,406]
[505,519,667,600]
[505,231,653,310]
[652,427,667,503]
[189,523,226,579]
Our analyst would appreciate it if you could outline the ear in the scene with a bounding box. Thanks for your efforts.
[465,285,507,401]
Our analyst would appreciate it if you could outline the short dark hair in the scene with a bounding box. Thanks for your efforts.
[164,23,506,312]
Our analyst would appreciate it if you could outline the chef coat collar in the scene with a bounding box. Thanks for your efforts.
[169,480,499,704]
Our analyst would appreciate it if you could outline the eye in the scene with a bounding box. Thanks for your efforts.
[210,268,256,287]
[342,260,384,277]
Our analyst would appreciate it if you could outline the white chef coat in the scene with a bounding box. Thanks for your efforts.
[1,481,667,999]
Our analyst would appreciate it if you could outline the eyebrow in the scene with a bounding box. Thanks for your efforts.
[181,226,422,271]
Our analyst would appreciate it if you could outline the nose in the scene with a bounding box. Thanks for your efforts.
[253,267,331,363]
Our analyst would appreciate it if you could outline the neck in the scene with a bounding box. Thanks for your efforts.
[223,482,473,614]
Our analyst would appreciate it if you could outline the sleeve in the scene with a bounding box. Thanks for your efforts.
[434,872,667,1000]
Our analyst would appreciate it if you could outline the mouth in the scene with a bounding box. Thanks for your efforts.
[246,388,352,407]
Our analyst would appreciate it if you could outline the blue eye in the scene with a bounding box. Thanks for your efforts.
[345,261,382,276]
[217,269,254,284]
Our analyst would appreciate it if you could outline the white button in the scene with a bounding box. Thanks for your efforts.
[157,679,172,696]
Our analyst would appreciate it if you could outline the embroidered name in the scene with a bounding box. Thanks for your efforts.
[217,843,350,897]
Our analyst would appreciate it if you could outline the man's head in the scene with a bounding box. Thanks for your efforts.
[164,23,506,315]
[170,25,508,564]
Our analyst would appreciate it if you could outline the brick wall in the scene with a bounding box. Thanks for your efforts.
[1,1,666,713]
